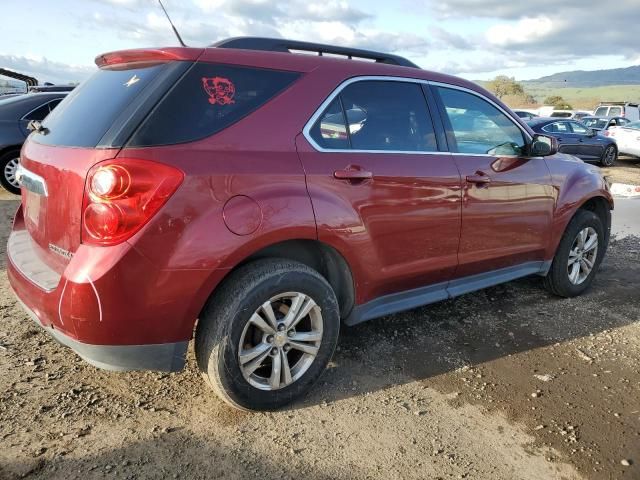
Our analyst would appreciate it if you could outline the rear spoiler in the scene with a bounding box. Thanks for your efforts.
[95,48,203,67]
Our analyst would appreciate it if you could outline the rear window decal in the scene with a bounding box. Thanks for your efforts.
[202,76,236,105]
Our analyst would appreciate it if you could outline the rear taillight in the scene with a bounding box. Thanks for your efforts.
[603,131,610,136]
[82,159,183,246]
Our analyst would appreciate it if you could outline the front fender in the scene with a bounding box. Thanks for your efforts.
[545,156,613,259]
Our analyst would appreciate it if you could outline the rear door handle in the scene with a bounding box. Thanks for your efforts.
[334,167,373,181]
[466,173,491,185]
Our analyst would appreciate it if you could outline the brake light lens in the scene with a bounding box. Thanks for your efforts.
[82,159,184,246]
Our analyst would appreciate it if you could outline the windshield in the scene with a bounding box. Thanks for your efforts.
[594,106,608,116]
[583,118,608,129]
[625,121,640,130]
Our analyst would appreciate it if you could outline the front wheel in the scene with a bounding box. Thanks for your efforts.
[195,259,340,411]
[0,150,21,194]
[600,144,617,167]
[544,209,606,297]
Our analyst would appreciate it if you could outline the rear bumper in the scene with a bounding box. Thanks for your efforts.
[6,205,214,372]
[14,293,187,371]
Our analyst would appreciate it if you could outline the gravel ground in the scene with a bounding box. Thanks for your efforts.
[0,186,639,480]
[601,156,640,185]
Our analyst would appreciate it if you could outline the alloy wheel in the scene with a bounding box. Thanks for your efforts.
[238,291,323,391]
[4,157,20,188]
[567,227,598,285]
[603,146,616,166]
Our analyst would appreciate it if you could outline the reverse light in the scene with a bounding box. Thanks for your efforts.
[90,165,130,199]
[82,159,184,246]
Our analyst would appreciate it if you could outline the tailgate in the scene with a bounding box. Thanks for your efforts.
[19,141,119,274]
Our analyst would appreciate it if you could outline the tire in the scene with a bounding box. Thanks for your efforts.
[0,149,21,195]
[600,144,617,167]
[544,209,606,297]
[195,258,340,411]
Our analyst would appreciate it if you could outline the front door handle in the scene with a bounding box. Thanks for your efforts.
[334,167,373,181]
[466,173,491,185]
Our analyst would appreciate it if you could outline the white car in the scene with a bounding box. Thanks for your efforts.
[606,120,640,157]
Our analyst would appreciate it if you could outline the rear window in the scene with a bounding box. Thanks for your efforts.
[35,63,169,147]
[128,63,300,147]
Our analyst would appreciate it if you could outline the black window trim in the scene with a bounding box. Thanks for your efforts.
[20,98,64,121]
[302,76,532,156]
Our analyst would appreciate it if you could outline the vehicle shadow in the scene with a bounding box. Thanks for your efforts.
[295,236,640,408]
[1,431,345,480]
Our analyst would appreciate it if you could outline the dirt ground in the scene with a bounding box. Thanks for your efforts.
[602,156,640,185]
[1,182,639,480]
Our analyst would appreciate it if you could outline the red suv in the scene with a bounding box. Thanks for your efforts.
[8,38,613,411]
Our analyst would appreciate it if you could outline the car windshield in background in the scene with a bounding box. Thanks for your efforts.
[550,112,572,118]
[583,118,608,129]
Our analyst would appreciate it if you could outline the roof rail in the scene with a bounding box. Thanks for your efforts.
[210,37,420,69]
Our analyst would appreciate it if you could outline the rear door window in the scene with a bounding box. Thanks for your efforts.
[309,98,350,149]
[609,107,622,116]
[309,80,437,152]
[436,87,526,155]
[128,64,300,147]
[341,81,436,151]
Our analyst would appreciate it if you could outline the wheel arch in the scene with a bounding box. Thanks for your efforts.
[0,144,22,159]
[549,193,613,261]
[197,239,356,323]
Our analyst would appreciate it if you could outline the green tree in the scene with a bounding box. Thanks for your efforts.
[485,75,526,99]
[543,95,573,109]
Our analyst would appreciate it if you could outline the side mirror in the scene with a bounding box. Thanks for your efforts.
[530,134,558,157]
[587,128,597,137]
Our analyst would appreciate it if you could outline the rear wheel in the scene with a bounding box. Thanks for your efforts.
[195,259,339,411]
[544,209,605,297]
[0,150,21,194]
[600,144,617,167]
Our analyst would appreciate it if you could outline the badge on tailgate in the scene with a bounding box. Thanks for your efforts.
[15,164,48,196]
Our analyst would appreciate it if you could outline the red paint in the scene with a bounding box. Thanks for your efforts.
[202,76,236,105]
[8,45,613,355]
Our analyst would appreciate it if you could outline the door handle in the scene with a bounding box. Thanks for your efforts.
[465,173,491,185]
[334,167,373,181]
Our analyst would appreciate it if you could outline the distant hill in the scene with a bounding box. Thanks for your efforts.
[523,65,640,88]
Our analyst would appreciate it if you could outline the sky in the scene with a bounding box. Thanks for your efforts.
[1,0,639,85]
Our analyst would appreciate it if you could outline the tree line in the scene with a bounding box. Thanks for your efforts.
[484,75,573,109]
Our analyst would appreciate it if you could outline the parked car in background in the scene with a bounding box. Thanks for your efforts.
[513,109,538,121]
[550,110,592,120]
[593,102,640,121]
[0,92,67,193]
[8,37,613,411]
[605,120,640,157]
[528,118,618,166]
[28,85,76,93]
[581,116,631,132]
